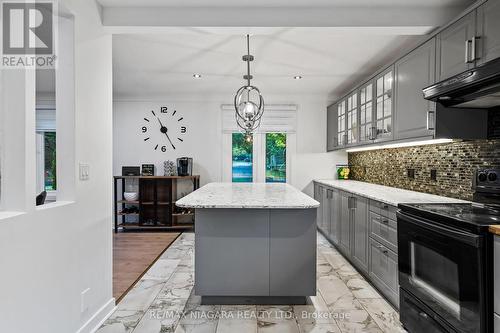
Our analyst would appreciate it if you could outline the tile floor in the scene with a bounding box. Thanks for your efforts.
[97,232,405,333]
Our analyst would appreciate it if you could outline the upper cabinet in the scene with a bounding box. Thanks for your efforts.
[346,92,359,146]
[395,38,437,140]
[359,81,375,144]
[436,12,476,81]
[326,103,338,151]
[476,0,500,65]
[374,67,394,142]
[326,0,497,151]
[337,99,347,147]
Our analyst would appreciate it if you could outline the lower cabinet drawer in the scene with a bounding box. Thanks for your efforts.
[369,238,399,307]
[495,313,500,333]
[370,212,397,253]
[370,199,397,221]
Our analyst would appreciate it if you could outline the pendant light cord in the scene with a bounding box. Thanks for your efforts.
[246,34,251,86]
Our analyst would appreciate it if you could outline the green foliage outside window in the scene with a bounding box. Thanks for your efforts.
[266,133,286,183]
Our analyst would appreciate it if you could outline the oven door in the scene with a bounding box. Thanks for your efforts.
[398,212,487,333]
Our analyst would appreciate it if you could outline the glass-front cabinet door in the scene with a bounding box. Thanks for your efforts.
[346,92,358,145]
[359,82,374,143]
[374,67,394,141]
[337,99,347,147]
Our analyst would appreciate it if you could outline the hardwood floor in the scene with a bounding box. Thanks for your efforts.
[113,232,181,303]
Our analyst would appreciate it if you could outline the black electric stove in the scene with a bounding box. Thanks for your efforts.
[397,168,500,333]
[399,202,500,233]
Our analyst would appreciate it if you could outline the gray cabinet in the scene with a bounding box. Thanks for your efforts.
[346,91,359,146]
[437,12,476,81]
[314,184,323,230]
[321,188,331,234]
[313,182,399,308]
[351,195,369,273]
[328,188,341,245]
[395,39,437,140]
[326,103,338,151]
[369,238,399,306]
[477,0,500,65]
[338,191,351,255]
[358,81,375,144]
[373,67,394,142]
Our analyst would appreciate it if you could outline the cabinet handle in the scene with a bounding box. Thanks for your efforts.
[426,110,435,131]
[369,127,377,141]
[472,36,480,61]
[381,219,389,225]
[465,39,472,63]
[419,312,429,319]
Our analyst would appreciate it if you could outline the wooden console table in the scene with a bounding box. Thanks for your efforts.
[113,175,200,233]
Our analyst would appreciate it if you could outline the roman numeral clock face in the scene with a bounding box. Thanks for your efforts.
[142,106,187,152]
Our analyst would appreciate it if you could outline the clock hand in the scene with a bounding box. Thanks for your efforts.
[163,131,176,149]
[156,115,164,128]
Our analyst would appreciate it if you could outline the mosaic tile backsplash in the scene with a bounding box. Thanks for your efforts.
[348,140,500,201]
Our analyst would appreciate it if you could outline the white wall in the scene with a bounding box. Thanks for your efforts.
[0,1,114,333]
[113,94,346,196]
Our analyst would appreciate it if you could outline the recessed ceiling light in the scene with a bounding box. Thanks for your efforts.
[293,76,303,80]
[193,74,202,78]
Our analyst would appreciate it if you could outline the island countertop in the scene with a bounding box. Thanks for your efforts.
[176,182,320,209]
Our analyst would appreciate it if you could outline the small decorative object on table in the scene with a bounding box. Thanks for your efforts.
[141,164,155,176]
[122,166,140,176]
[336,164,350,180]
[164,160,176,176]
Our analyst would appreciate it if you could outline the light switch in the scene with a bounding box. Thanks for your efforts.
[79,163,90,181]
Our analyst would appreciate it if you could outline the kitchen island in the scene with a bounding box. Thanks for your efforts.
[176,182,319,305]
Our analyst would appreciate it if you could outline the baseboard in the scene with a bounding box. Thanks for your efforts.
[76,298,116,333]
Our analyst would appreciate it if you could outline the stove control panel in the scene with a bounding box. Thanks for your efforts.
[475,169,500,189]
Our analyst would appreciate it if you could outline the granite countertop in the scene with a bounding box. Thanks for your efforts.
[176,182,320,209]
[314,179,469,206]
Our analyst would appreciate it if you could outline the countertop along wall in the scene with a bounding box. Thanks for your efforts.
[348,139,500,201]
[113,94,347,196]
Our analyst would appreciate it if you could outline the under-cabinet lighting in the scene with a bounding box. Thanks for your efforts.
[345,139,454,153]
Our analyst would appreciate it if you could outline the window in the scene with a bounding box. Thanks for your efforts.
[38,132,56,191]
[265,133,286,183]
[232,133,253,182]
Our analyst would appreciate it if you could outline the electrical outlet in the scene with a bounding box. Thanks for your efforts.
[431,169,437,181]
[79,163,90,181]
[81,288,90,313]
[407,168,415,180]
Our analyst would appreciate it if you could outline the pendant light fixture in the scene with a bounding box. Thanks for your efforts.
[234,35,265,136]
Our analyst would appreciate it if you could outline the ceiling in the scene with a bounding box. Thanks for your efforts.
[104,0,475,101]
[113,30,424,100]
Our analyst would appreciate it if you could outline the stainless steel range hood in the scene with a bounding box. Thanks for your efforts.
[423,57,500,108]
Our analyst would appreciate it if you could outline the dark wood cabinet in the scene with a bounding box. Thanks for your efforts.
[113,175,200,232]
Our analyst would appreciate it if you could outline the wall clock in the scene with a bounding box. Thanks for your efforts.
[141,106,187,152]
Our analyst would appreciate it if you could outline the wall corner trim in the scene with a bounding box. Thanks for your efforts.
[76,298,116,333]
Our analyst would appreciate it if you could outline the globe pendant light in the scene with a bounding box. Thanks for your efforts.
[234,35,264,136]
